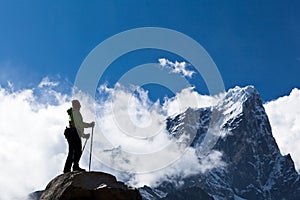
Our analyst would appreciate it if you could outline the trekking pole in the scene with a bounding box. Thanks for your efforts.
[89,126,94,172]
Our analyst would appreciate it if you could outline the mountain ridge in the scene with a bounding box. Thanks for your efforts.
[141,85,300,200]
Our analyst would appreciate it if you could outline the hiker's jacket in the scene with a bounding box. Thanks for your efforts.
[68,108,90,137]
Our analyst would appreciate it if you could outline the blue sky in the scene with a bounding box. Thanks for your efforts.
[0,0,299,101]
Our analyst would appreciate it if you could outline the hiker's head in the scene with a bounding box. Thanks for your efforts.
[72,100,81,110]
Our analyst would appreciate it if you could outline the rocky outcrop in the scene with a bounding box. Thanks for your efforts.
[39,171,142,200]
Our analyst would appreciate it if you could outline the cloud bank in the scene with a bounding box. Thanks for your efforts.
[89,84,225,187]
[0,85,70,199]
[0,79,223,199]
[264,88,300,172]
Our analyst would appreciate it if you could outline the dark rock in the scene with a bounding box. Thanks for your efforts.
[161,187,213,200]
[27,190,43,200]
[40,171,142,200]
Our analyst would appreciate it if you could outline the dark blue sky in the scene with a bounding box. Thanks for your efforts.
[0,0,299,101]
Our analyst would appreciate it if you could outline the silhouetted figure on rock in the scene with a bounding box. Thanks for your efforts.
[63,100,95,173]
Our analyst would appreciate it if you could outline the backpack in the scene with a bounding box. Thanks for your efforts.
[67,108,75,128]
[64,108,76,139]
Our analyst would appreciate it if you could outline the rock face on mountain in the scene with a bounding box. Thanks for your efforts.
[39,171,142,200]
[140,86,300,200]
[161,187,214,200]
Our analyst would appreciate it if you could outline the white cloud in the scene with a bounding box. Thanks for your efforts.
[0,80,225,199]
[126,149,225,188]
[88,84,224,187]
[38,77,59,88]
[264,88,300,172]
[0,86,70,199]
[158,58,195,78]
[162,87,223,116]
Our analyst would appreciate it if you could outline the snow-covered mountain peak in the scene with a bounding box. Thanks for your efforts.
[166,86,264,144]
[224,85,258,103]
[211,86,259,126]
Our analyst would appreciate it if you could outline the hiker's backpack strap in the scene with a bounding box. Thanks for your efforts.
[67,108,75,128]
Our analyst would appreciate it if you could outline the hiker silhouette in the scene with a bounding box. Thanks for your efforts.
[63,100,95,173]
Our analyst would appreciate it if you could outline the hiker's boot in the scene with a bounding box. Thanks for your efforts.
[73,164,86,172]
[63,168,71,173]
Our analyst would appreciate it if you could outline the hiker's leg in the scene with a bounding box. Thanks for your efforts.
[73,133,83,170]
[64,134,75,173]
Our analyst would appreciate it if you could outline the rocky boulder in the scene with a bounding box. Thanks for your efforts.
[39,171,142,200]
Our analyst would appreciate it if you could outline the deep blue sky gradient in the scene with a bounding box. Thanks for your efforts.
[0,0,299,101]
